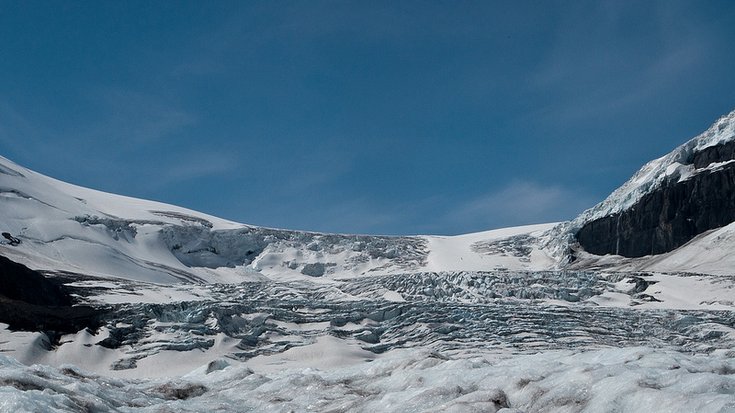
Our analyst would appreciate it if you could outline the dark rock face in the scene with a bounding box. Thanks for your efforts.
[1,232,20,246]
[692,139,735,168]
[576,145,735,258]
[0,255,71,306]
[0,296,103,334]
[0,255,104,333]
[301,263,326,277]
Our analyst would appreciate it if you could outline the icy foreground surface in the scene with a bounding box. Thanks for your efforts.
[1,347,734,413]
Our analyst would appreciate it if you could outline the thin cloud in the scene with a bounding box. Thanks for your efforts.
[0,101,49,158]
[0,92,206,195]
[445,181,596,233]
[80,88,197,149]
[146,151,240,190]
[238,196,404,235]
[258,182,596,236]
[527,2,714,123]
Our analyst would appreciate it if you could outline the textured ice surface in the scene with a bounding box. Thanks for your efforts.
[1,347,734,413]
[3,271,733,386]
[1,244,734,411]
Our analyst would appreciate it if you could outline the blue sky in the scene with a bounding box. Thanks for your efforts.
[1,1,735,235]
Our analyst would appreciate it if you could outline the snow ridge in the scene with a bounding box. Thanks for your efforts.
[575,109,735,226]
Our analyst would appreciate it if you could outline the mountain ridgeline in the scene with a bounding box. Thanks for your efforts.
[575,114,735,258]
[1,110,735,283]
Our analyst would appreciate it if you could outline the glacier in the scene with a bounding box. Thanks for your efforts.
[2,111,735,411]
[1,347,734,413]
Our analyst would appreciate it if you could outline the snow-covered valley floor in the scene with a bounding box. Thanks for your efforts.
[1,270,734,412]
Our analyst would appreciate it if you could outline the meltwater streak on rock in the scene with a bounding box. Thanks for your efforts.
[574,110,735,258]
[577,162,735,258]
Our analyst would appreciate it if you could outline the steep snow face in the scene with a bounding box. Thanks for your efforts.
[0,157,243,231]
[0,156,247,283]
[574,109,735,226]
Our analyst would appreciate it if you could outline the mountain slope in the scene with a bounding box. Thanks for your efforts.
[3,109,735,283]
[0,156,554,284]
[545,108,735,274]
[0,156,245,283]
[572,110,735,257]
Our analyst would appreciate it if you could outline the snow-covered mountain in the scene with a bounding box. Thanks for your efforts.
[0,154,561,285]
[555,109,735,275]
[4,108,735,284]
[2,111,735,412]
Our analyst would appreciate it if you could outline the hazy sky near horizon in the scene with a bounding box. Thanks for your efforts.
[2,1,735,235]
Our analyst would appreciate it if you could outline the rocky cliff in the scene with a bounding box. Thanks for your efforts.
[575,113,735,258]
[0,255,103,333]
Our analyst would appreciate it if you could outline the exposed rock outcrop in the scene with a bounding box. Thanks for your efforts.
[0,255,71,306]
[577,143,735,258]
[0,255,104,333]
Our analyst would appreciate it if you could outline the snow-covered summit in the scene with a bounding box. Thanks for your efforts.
[0,155,244,231]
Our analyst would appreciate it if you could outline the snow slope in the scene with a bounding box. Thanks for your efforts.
[424,223,557,272]
[0,155,558,284]
[4,108,735,284]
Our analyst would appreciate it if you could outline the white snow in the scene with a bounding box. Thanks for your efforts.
[0,347,733,413]
[587,273,735,311]
[382,290,406,302]
[423,223,558,272]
